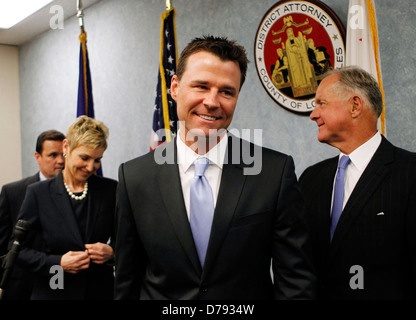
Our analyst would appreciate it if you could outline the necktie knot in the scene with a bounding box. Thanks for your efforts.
[194,157,209,177]
[338,155,351,170]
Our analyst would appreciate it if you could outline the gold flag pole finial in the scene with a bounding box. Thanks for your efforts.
[77,0,85,33]
[166,0,171,10]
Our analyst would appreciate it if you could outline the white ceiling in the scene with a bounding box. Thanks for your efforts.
[0,0,101,46]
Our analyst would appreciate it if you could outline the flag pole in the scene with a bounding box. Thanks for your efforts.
[77,0,89,116]
[77,0,85,33]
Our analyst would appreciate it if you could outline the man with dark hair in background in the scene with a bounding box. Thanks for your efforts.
[0,129,65,300]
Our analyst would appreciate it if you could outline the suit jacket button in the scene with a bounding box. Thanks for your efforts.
[200,286,208,293]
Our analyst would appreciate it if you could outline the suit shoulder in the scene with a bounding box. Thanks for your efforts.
[300,157,337,180]
[1,174,39,193]
[121,149,156,169]
[236,136,291,161]
[262,144,292,160]
[380,138,416,169]
[120,146,168,172]
[25,179,51,194]
[393,145,416,160]
[392,146,416,176]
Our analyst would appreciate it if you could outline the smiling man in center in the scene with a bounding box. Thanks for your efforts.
[172,49,240,155]
[114,35,316,300]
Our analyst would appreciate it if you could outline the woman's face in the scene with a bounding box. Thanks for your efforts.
[63,140,104,183]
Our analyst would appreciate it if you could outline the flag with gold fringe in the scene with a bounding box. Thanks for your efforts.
[346,0,386,135]
[150,7,179,150]
[77,30,103,176]
[77,31,94,118]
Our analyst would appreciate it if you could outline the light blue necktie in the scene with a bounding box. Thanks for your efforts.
[330,155,351,242]
[190,157,214,266]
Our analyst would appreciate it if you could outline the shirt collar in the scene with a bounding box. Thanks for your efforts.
[177,129,228,173]
[39,171,48,181]
[340,131,382,171]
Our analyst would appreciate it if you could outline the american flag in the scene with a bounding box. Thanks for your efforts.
[150,7,178,150]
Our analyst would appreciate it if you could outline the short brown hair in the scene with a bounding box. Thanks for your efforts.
[176,35,249,89]
[36,130,65,154]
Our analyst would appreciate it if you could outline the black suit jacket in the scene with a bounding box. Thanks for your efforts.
[0,173,39,300]
[114,135,316,299]
[16,171,117,300]
[299,136,416,299]
[0,173,39,255]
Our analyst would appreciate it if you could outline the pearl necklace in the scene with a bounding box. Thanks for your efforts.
[64,181,88,200]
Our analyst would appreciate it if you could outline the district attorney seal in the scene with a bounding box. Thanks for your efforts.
[255,0,346,113]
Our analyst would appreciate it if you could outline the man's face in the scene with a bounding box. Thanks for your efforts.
[171,51,241,147]
[310,74,352,147]
[35,140,64,179]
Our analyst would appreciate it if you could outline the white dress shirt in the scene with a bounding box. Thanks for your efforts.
[39,171,48,181]
[177,131,228,220]
[332,131,382,212]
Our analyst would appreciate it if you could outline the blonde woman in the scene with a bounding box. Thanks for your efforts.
[16,116,117,300]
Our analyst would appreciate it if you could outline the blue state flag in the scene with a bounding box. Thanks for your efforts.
[77,31,102,176]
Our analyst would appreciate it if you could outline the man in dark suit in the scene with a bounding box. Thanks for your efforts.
[114,35,316,300]
[0,130,65,299]
[299,66,416,299]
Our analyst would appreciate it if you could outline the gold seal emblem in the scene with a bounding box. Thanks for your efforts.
[255,0,346,113]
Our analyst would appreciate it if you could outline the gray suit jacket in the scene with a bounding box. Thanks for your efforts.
[115,135,316,299]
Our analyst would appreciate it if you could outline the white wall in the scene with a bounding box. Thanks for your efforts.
[0,45,22,188]
[17,0,416,181]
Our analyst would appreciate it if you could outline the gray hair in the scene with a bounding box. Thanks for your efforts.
[323,66,383,117]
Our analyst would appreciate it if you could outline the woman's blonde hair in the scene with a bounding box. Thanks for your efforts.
[66,116,109,152]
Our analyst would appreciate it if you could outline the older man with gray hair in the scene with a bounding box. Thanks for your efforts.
[299,66,416,300]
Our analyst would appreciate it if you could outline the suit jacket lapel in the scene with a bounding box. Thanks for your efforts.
[317,158,338,256]
[155,140,202,275]
[155,136,249,277]
[51,172,84,246]
[329,137,394,259]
